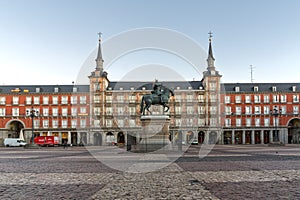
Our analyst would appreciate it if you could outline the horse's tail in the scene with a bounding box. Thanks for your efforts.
[140,96,144,113]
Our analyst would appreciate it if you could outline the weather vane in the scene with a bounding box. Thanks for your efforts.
[208,31,213,41]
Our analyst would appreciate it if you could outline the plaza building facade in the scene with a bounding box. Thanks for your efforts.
[0,35,299,146]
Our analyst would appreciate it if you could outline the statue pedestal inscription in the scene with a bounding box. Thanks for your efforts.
[138,115,171,152]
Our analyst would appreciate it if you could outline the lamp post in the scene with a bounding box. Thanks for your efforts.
[26,107,39,148]
[270,106,281,143]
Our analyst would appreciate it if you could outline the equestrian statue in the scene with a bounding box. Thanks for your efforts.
[140,83,174,115]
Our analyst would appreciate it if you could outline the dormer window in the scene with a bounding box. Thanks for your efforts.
[73,87,77,93]
[54,87,59,93]
[142,87,146,90]
[188,86,192,90]
[272,86,277,92]
[254,86,258,92]
[292,86,296,92]
[176,86,180,90]
[36,88,40,93]
[235,86,240,92]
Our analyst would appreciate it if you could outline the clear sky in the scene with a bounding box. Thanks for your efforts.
[0,0,300,85]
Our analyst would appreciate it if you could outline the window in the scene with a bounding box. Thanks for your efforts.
[176,119,181,126]
[12,108,19,116]
[264,95,269,103]
[129,95,136,103]
[235,95,241,103]
[198,106,205,114]
[175,94,182,102]
[43,108,49,116]
[71,120,77,128]
[34,120,40,128]
[80,107,86,114]
[245,95,251,103]
[187,106,193,114]
[225,96,231,104]
[54,87,59,92]
[245,106,252,115]
[225,106,231,115]
[106,107,112,115]
[281,95,287,103]
[52,108,58,116]
[273,95,279,103]
[235,86,240,92]
[198,118,205,126]
[73,87,77,93]
[210,106,217,114]
[61,96,68,104]
[175,106,181,114]
[246,118,251,127]
[264,118,269,126]
[236,118,241,127]
[272,86,277,92]
[129,107,136,115]
[36,88,40,93]
[253,86,258,92]
[43,96,49,104]
[235,106,242,115]
[52,120,58,128]
[225,118,231,127]
[255,118,260,127]
[293,95,299,103]
[80,96,87,104]
[117,107,124,114]
[254,106,261,114]
[52,96,58,104]
[198,95,204,103]
[281,106,286,114]
[210,118,216,126]
[209,82,216,91]
[94,107,100,115]
[33,96,40,105]
[94,96,100,103]
[0,97,6,105]
[62,108,68,116]
[0,108,5,116]
[13,96,19,105]
[80,119,86,128]
[210,95,216,103]
[106,119,112,127]
[187,94,193,102]
[254,95,260,103]
[129,119,135,127]
[71,108,77,116]
[71,96,77,104]
[293,106,299,114]
[264,106,270,115]
[292,86,296,92]
[62,120,68,128]
[43,120,49,128]
[26,97,32,105]
[94,120,100,127]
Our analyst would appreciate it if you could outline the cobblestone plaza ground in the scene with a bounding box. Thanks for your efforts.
[0,145,299,199]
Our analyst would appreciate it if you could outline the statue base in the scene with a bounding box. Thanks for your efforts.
[137,115,171,152]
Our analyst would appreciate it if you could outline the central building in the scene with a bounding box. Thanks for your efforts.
[88,35,223,146]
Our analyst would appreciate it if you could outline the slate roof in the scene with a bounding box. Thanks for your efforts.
[108,81,204,91]
[223,83,300,93]
[0,85,89,94]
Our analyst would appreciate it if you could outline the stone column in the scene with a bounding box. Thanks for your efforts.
[251,130,255,144]
[260,130,264,144]
[231,130,235,145]
[242,130,245,144]
[269,129,273,143]
[68,131,71,145]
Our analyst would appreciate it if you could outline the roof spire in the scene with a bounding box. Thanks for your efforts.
[207,31,215,70]
[95,32,104,72]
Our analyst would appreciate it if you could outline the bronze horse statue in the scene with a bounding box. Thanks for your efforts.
[140,85,174,115]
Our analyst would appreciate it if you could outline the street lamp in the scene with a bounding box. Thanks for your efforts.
[26,107,39,147]
[270,106,281,143]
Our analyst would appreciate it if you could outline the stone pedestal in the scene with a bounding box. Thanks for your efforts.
[137,115,171,152]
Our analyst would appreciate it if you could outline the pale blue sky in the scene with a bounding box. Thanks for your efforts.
[0,0,299,85]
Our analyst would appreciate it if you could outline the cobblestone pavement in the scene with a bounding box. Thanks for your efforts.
[0,145,299,199]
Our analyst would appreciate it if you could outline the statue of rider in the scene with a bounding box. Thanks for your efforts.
[151,83,164,103]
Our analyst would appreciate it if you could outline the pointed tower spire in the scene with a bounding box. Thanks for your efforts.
[95,32,104,72]
[207,31,215,70]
